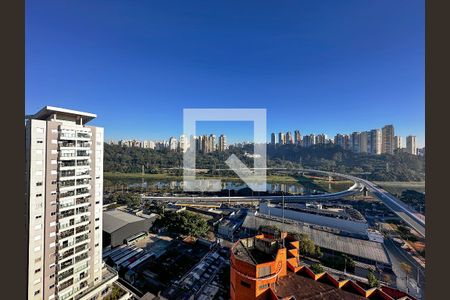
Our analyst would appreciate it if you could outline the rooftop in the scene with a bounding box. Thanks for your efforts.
[243,215,390,265]
[30,106,97,123]
[103,209,146,233]
[274,272,366,300]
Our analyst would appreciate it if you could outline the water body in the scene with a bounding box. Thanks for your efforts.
[104,177,352,195]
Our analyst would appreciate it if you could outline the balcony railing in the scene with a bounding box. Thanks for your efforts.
[77,133,91,139]
[60,141,76,148]
[60,259,74,271]
[75,234,89,244]
[76,150,90,157]
[59,229,75,239]
[59,249,74,261]
[75,216,89,225]
[58,268,74,282]
[61,170,76,177]
[60,191,75,199]
[75,253,89,264]
[76,160,90,167]
[58,278,74,293]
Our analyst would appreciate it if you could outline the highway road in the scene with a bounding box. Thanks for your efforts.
[143,168,425,237]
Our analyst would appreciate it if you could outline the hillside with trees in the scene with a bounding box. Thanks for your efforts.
[103,143,425,182]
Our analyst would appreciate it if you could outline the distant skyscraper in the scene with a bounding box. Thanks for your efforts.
[278,132,286,145]
[368,129,382,155]
[334,133,348,150]
[294,130,301,145]
[25,106,118,300]
[271,133,276,145]
[179,134,188,153]
[315,133,326,145]
[394,136,402,150]
[169,137,178,151]
[382,125,395,154]
[218,134,227,152]
[286,131,293,144]
[209,134,216,152]
[406,135,417,155]
[359,131,368,153]
[350,132,360,153]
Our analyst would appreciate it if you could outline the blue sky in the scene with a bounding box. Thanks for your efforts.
[26,0,425,146]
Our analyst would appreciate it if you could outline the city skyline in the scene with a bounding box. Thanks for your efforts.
[26,1,425,147]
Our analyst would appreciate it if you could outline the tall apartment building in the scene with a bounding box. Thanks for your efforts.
[406,135,417,155]
[382,125,395,154]
[359,131,368,153]
[178,135,188,153]
[168,137,178,151]
[315,133,327,145]
[350,132,360,153]
[25,107,118,300]
[368,129,382,155]
[270,133,276,145]
[218,134,227,152]
[278,132,286,145]
[394,136,402,150]
[294,130,301,145]
[285,131,293,144]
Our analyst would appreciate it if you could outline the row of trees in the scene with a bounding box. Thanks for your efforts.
[104,143,425,181]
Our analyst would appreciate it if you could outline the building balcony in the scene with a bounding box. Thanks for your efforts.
[77,141,92,148]
[58,278,75,296]
[58,268,74,282]
[59,229,75,239]
[76,132,92,140]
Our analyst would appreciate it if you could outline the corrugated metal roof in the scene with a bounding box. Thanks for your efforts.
[242,215,390,265]
[103,209,145,233]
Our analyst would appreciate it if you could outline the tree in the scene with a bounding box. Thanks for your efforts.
[367,271,379,288]
[310,263,324,274]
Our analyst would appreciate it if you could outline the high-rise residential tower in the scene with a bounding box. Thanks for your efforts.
[368,129,382,155]
[278,132,286,145]
[350,132,360,153]
[294,130,301,145]
[25,106,118,300]
[394,136,402,150]
[359,131,368,153]
[406,135,417,155]
[270,133,276,145]
[285,131,293,144]
[218,134,227,152]
[382,125,395,154]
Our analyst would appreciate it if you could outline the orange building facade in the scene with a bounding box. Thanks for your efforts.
[230,231,415,300]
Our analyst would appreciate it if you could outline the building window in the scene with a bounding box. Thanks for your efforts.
[51,212,56,216]
[95,243,99,247]
[241,281,251,288]
[95,226,99,230]
[34,290,40,296]
[36,194,42,197]
[50,274,55,279]
[36,140,43,144]
[35,215,42,219]
[49,284,55,289]
[35,268,41,274]
[51,180,57,185]
[34,257,41,263]
[259,284,270,290]
[36,182,43,186]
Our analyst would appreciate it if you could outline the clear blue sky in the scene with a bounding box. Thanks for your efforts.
[26,0,425,147]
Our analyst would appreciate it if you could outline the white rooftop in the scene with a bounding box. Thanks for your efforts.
[32,106,97,123]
